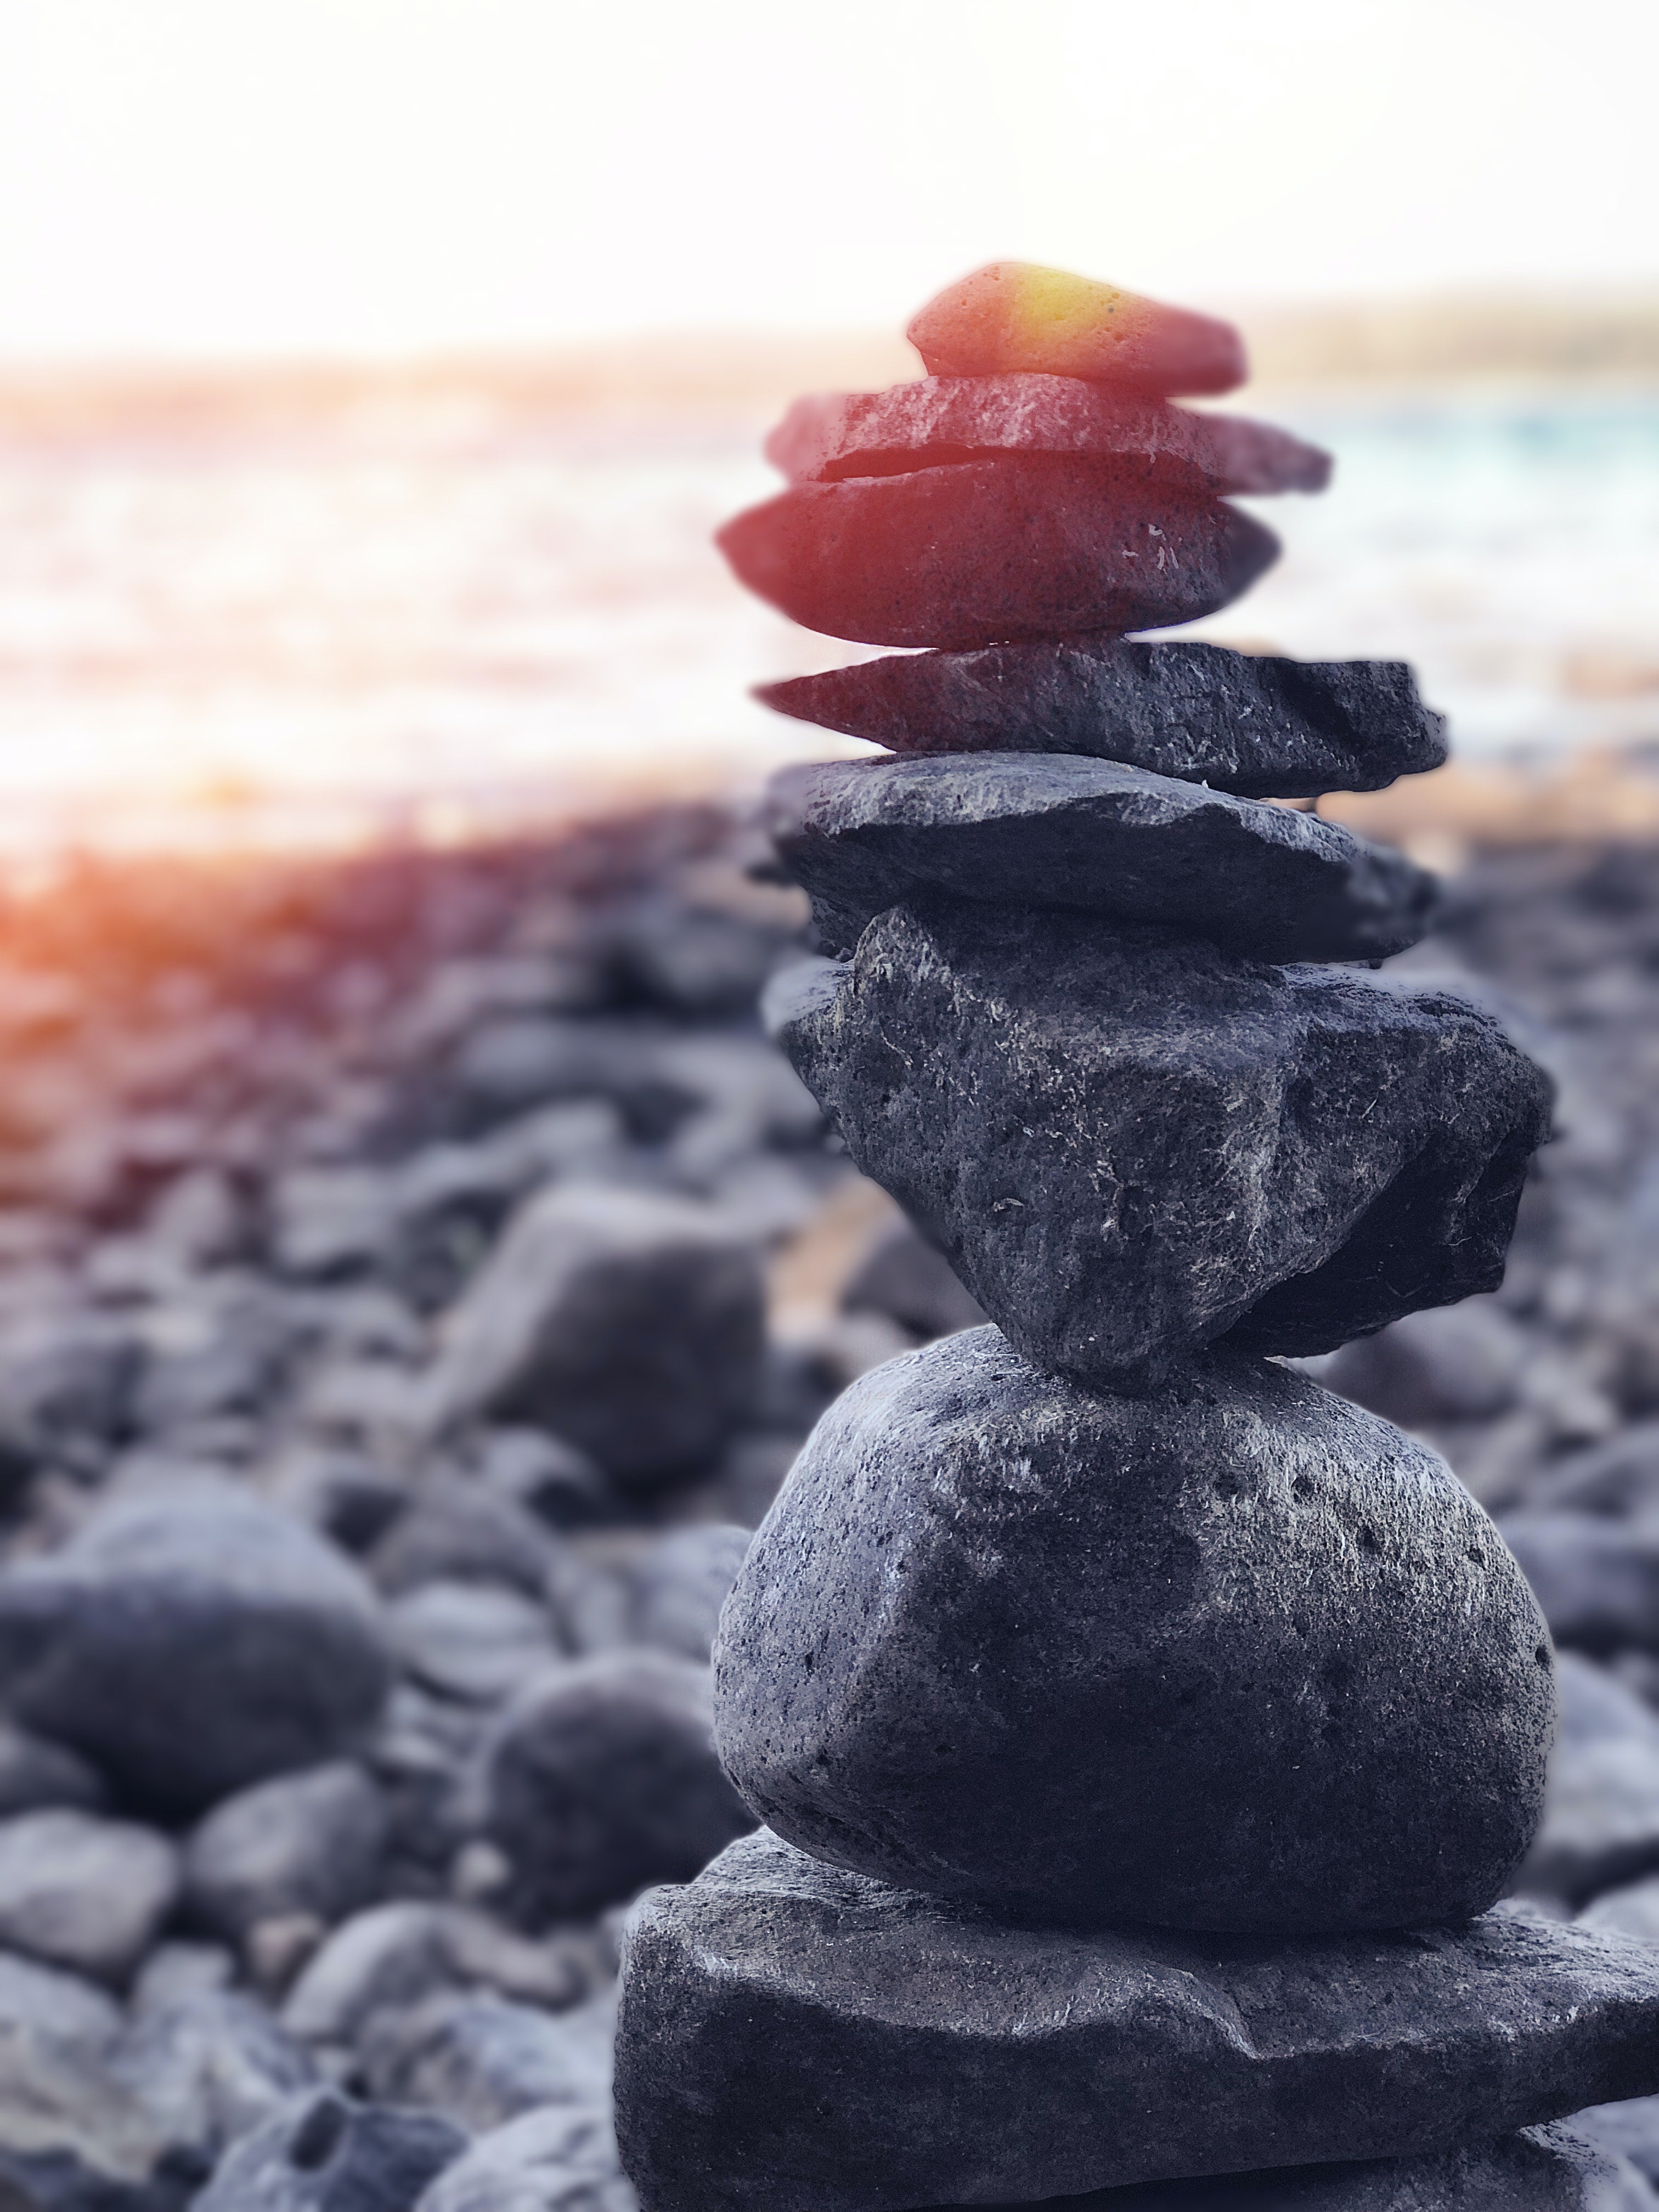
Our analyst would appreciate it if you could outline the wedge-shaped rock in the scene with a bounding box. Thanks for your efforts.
[766,377,1330,493]
[906,262,1246,394]
[614,1831,1659,2212]
[715,1330,1554,1933]
[757,640,1447,798]
[766,754,1437,963]
[770,906,1551,1388]
[718,464,1277,648]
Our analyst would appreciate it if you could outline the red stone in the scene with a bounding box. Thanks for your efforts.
[716,461,1279,648]
[766,376,1329,495]
[907,262,1246,395]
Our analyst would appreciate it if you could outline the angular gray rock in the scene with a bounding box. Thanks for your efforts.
[771,907,1552,1389]
[614,1830,1659,2212]
[482,1654,754,1924]
[193,2091,466,2212]
[0,1810,180,1983]
[421,1187,765,1488]
[184,1763,387,1944]
[716,466,1279,648]
[1519,1655,1659,1907]
[715,1329,1553,1932]
[766,754,1437,964]
[415,2104,635,2212]
[757,640,1448,799]
[765,377,1331,493]
[0,1494,391,1818]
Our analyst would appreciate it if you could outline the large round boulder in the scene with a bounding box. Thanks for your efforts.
[714,1328,1556,1934]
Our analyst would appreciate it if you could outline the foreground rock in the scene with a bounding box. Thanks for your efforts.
[194,2090,466,2211]
[905,262,1247,393]
[0,1494,391,1818]
[766,377,1330,493]
[483,1654,754,1923]
[0,1808,180,1983]
[771,907,1552,1389]
[766,755,1437,964]
[716,1330,1552,1932]
[616,1832,1659,2212]
[717,466,1278,648]
[183,1762,387,1944]
[421,1186,765,1488]
[756,640,1447,798]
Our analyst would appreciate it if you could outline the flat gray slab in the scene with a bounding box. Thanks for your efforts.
[765,377,1330,494]
[757,639,1447,799]
[614,1831,1659,2212]
[765,753,1437,964]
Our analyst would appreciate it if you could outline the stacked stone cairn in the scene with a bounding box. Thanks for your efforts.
[614,264,1659,2210]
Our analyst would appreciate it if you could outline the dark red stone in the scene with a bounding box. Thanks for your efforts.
[716,461,1279,649]
[766,376,1330,495]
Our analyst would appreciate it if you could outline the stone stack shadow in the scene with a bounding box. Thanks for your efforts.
[614,264,1659,2210]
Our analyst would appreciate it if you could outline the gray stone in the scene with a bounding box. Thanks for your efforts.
[0,1812,179,1984]
[1583,1874,1659,1942]
[193,2092,465,2212]
[415,2104,635,2212]
[131,1942,234,2018]
[1530,1427,1659,1517]
[183,1763,387,1944]
[630,1527,752,1666]
[716,465,1278,648]
[716,1329,1552,1932]
[359,1988,614,2132]
[766,754,1437,964]
[365,1477,556,1600]
[110,1993,317,2168]
[482,1654,754,1925]
[766,377,1330,493]
[1572,2101,1659,2192]
[0,1494,391,1818]
[0,1951,155,2185]
[0,1728,106,1820]
[421,1187,765,1489]
[756,640,1447,798]
[771,906,1551,1389]
[1518,1655,1659,1907]
[1500,1512,1659,1654]
[387,1584,560,1706]
[1316,1298,1530,1429]
[614,1830,1659,2212]
[841,1221,986,1341]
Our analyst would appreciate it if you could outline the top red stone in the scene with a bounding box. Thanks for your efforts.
[907,262,1246,396]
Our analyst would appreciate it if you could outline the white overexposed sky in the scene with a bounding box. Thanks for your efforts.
[0,0,1656,359]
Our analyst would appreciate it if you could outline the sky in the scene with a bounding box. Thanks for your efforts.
[0,0,1656,359]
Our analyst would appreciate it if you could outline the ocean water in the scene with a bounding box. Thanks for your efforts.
[0,387,1655,856]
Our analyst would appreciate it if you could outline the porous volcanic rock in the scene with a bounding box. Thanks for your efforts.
[766,377,1329,493]
[714,1328,1553,1932]
[905,262,1246,394]
[717,465,1278,648]
[769,906,1552,1390]
[757,640,1447,799]
[614,1831,1659,2212]
[766,754,1437,964]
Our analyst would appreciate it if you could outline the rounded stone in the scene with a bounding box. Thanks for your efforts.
[714,1328,1555,1936]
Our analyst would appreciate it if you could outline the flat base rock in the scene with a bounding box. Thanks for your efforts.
[922,2126,1657,2208]
[765,377,1330,494]
[766,754,1436,964]
[756,639,1447,799]
[617,1834,1659,2212]
[717,464,1278,648]
[770,904,1551,1388]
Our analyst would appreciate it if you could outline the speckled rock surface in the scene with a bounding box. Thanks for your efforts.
[714,1328,1553,1932]
[716,464,1278,648]
[770,905,1552,1390]
[765,377,1329,493]
[765,754,1437,964]
[757,639,1447,799]
[614,1831,1659,2212]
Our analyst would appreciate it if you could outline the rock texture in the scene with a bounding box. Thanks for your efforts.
[715,1328,1553,1932]
[757,639,1448,798]
[717,465,1279,648]
[905,262,1247,394]
[766,377,1329,493]
[614,1831,1659,2212]
[194,2090,466,2211]
[766,754,1438,964]
[772,906,1553,1389]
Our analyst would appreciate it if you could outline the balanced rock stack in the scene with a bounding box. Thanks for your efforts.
[615,266,1659,2210]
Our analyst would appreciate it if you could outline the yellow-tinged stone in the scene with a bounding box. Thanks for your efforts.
[907,260,1246,395]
